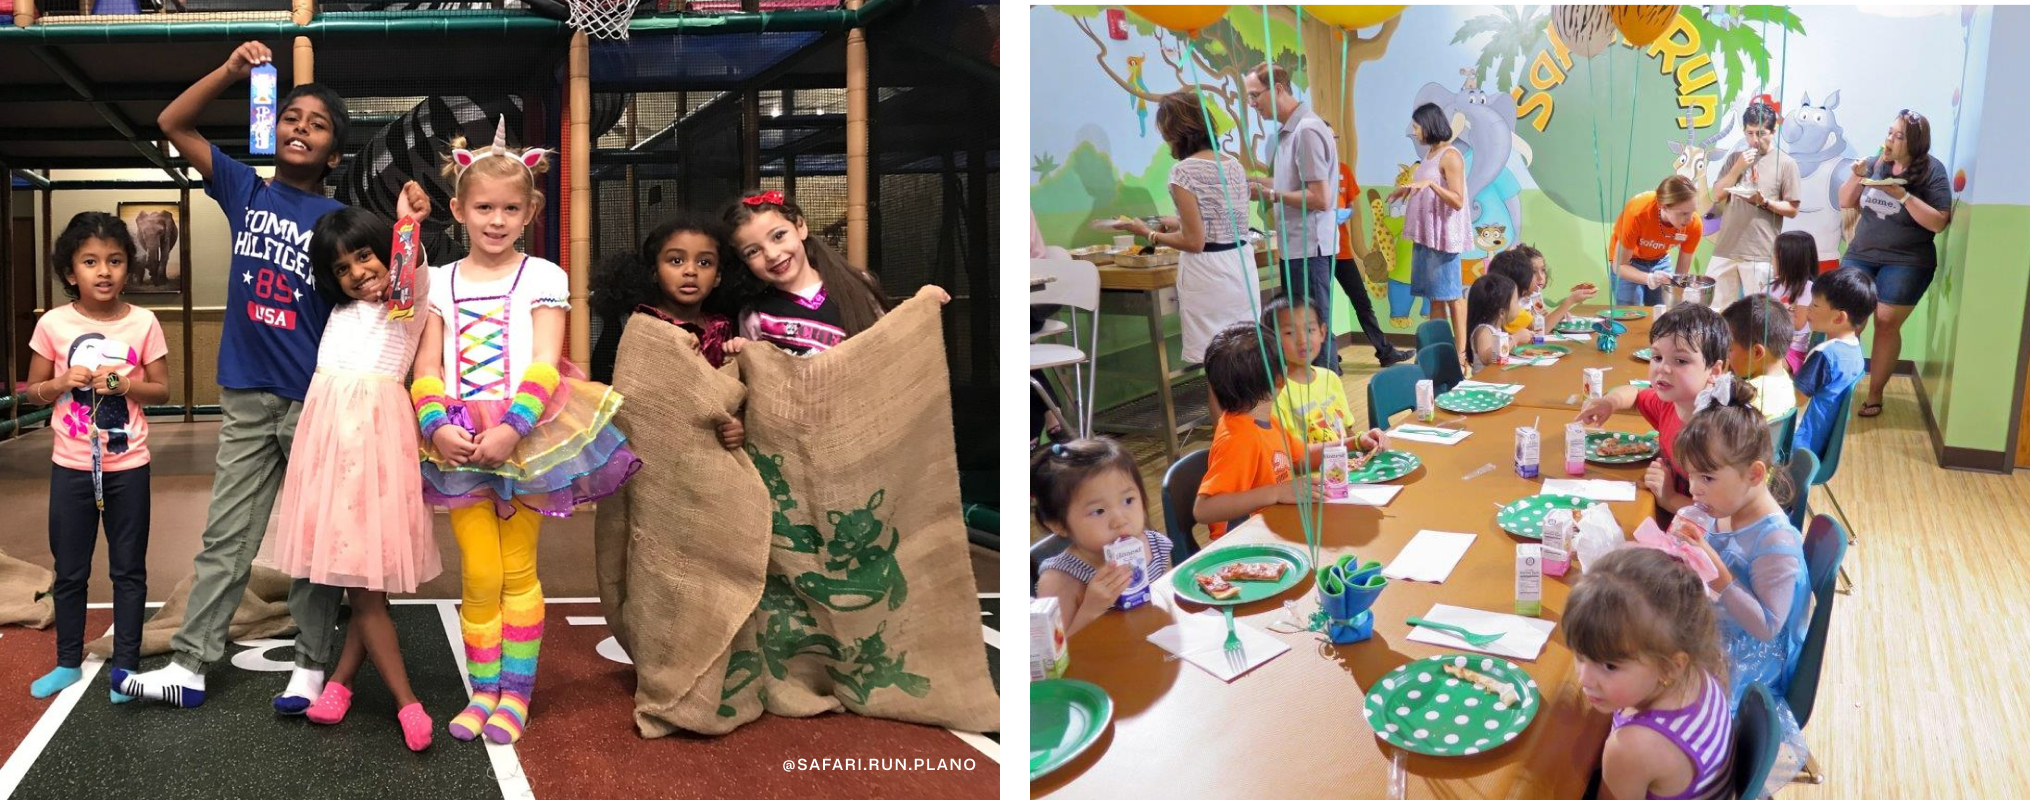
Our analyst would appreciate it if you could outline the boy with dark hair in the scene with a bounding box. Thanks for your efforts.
[1192,319,1384,540]
[1794,267,1875,458]
[1722,295,1797,422]
[1577,302,1732,515]
[118,41,428,712]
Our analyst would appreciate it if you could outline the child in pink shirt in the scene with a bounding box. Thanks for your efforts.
[25,212,170,703]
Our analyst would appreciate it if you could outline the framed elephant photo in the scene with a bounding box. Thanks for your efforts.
[117,202,184,297]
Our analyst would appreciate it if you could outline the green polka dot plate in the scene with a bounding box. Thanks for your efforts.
[1170,543,1311,606]
[1585,431,1659,464]
[1363,654,1540,757]
[1553,319,1594,334]
[1434,388,1512,414]
[1598,308,1647,320]
[1510,343,1571,360]
[1496,494,1600,539]
[1346,449,1421,484]
[1632,347,1655,362]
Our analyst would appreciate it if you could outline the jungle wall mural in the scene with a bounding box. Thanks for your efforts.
[1031,4,1980,330]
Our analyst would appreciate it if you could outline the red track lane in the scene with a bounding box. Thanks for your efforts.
[0,609,113,759]
[520,603,997,799]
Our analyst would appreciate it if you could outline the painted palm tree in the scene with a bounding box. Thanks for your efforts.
[1451,5,1550,94]
[1685,5,1807,108]
[1032,152,1060,182]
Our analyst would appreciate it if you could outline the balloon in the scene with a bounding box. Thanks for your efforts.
[1308,4,1405,30]
[1551,5,1616,58]
[1125,5,1230,36]
[1611,5,1680,48]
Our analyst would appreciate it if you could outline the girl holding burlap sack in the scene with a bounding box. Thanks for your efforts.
[601,221,996,737]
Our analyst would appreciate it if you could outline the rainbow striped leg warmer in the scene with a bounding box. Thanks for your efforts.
[483,584,545,744]
[449,611,502,741]
[500,363,560,437]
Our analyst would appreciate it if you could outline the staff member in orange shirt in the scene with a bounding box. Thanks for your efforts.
[1608,175,1703,305]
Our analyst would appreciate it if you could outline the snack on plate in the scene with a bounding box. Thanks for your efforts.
[1595,438,1655,457]
[1515,346,1561,358]
[1859,177,1908,187]
[1195,572,1240,600]
[1218,561,1289,583]
[1444,663,1521,706]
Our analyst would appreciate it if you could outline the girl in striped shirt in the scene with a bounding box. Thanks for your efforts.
[1567,548,1736,800]
[1031,437,1173,635]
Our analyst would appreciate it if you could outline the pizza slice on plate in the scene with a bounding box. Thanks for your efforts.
[1195,572,1239,600]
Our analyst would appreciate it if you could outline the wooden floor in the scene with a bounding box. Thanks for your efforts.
[1035,346,2030,798]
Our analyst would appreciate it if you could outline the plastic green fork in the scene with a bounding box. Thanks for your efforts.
[1406,616,1505,647]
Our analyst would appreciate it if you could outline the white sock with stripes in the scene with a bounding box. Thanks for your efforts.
[117,663,206,708]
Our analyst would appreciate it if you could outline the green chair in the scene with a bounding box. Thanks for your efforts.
[1786,514,1848,785]
[1806,388,1857,592]
[1416,342,1465,395]
[1366,363,1425,431]
[1415,319,1455,352]
[1768,407,1797,465]
[1160,448,1217,561]
[1730,683,1784,800]
[1781,448,1817,532]
[1029,535,1070,593]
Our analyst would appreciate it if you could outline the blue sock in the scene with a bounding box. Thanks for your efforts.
[30,666,81,699]
[110,688,134,704]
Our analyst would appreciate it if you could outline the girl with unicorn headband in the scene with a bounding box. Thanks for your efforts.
[411,117,640,744]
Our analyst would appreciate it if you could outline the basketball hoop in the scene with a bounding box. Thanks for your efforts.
[567,0,642,40]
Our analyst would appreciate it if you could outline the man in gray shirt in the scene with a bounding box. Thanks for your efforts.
[1244,64,1343,372]
[1707,100,1800,309]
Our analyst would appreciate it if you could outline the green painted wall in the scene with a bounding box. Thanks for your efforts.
[1911,203,2030,453]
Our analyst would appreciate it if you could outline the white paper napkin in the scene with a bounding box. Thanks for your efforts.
[1390,424,1472,445]
[1406,603,1558,661]
[1383,530,1477,583]
[1545,333,1592,342]
[1505,356,1562,368]
[1454,380,1524,396]
[1324,484,1404,506]
[1541,478,1638,502]
[1147,609,1291,682]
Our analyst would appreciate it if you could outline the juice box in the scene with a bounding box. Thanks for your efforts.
[1493,330,1513,365]
[1514,425,1540,479]
[1415,379,1435,423]
[1516,544,1543,616]
[1103,536,1153,610]
[1030,597,1069,681]
[1320,441,1351,500]
[1541,509,1574,578]
[1564,422,1586,477]
[1583,367,1605,400]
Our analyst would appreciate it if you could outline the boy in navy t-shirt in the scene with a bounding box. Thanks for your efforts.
[118,41,428,712]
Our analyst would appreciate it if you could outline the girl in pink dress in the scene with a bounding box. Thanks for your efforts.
[260,197,441,751]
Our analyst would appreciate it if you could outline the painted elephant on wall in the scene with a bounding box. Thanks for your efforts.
[1410,79,1526,261]
[127,211,179,289]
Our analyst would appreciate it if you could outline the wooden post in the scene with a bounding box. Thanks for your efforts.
[742,92,760,190]
[40,189,51,312]
[14,0,33,28]
[845,0,869,269]
[291,0,313,24]
[568,30,591,366]
[179,188,194,421]
[1,162,13,437]
[292,37,314,86]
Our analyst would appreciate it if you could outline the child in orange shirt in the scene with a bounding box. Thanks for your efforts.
[1193,321,1381,539]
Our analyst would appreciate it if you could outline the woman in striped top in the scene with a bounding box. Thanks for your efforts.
[1567,548,1736,800]
[1031,437,1175,635]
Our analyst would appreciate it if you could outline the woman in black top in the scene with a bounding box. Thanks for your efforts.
[1836,109,1953,418]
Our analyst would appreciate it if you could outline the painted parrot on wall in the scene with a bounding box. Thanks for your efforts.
[1127,55,1150,138]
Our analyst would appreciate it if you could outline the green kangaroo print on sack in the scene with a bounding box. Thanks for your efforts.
[750,446,822,554]
[826,622,932,704]
[800,490,909,612]
[719,650,763,718]
[758,574,842,680]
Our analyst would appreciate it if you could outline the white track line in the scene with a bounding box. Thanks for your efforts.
[433,601,535,800]
[980,625,1000,649]
[949,730,1001,763]
[0,624,112,798]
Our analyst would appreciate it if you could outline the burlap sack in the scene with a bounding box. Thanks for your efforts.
[595,316,773,737]
[85,565,298,658]
[734,289,1000,733]
[0,548,55,629]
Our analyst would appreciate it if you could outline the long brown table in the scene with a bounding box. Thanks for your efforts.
[1466,305,1658,416]
[1036,402,1660,799]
